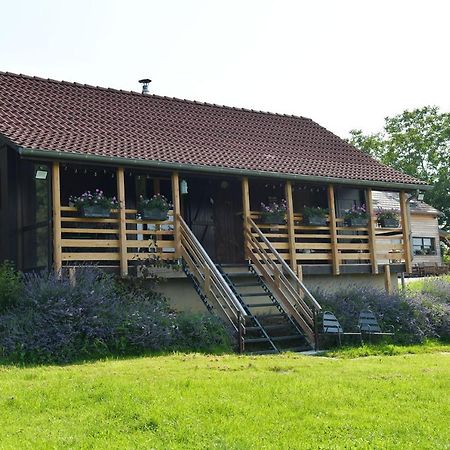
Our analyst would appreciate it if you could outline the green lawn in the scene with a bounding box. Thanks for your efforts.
[1,348,449,449]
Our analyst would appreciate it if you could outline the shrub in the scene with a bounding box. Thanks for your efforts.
[314,286,430,344]
[0,267,231,364]
[0,262,22,312]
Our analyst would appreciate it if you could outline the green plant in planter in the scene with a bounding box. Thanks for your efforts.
[70,190,119,218]
[260,199,287,224]
[376,207,400,228]
[302,206,328,226]
[344,204,369,227]
[138,194,172,221]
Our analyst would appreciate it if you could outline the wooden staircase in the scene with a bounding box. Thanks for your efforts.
[218,263,311,354]
[179,214,322,353]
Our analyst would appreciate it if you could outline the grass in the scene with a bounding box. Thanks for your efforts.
[405,275,450,294]
[0,347,449,449]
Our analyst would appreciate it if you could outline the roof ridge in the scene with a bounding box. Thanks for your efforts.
[0,70,312,121]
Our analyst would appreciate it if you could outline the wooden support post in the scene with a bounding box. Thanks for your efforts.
[285,181,297,272]
[204,266,211,294]
[366,188,379,274]
[153,178,160,194]
[327,185,340,275]
[68,267,76,287]
[399,191,413,274]
[384,264,392,294]
[52,162,62,276]
[171,172,181,257]
[242,177,251,259]
[117,167,128,277]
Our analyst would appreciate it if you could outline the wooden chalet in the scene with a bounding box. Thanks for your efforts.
[0,72,430,352]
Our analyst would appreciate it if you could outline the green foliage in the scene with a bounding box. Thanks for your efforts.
[0,262,22,312]
[302,206,328,218]
[0,351,449,448]
[0,267,231,364]
[349,106,450,229]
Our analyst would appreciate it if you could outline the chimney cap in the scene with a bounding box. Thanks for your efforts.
[138,78,152,95]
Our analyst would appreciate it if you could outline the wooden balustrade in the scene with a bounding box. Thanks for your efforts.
[179,215,247,351]
[248,211,407,272]
[246,218,322,348]
[58,207,176,268]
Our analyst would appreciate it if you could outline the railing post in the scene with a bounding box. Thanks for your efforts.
[171,172,181,258]
[327,185,340,275]
[313,309,320,351]
[238,311,244,354]
[366,188,379,274]
[285,181,297,273]
[384,263,392,294]
[116,167,128,277]
[204,265,211,294]
[399,191,413,274]
[242,177,251,259]
[52,162,62,277]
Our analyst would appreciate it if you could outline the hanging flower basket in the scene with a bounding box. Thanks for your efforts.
[302,207,328,226]
[261,213,285,225]
[138,194,171,221]
[139,208,169,221]
[345,217,369,227]
[378,217,400,228]
[376,208,400,228]
[79,205,112,218]
[344,205,368,227]
[260,199,287,225]
[70,190,118,219]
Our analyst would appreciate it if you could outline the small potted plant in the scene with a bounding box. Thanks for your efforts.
[302,206,328,226]
[376,208,400,228]
[344,204,369,227]
[70,190,119,218]
[138,194,172,220]
[260,199,287,225]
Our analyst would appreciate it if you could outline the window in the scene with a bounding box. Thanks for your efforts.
[413,237,436,256]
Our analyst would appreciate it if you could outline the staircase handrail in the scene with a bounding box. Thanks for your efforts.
[178,215,248,323]
[248,218,322,312]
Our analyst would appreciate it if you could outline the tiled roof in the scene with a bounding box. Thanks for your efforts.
[373,191,442,216]
[0,71,426,187]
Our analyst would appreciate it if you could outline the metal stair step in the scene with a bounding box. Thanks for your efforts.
[224,272,253,278]
[271,334,303,342]
[245,302,275,308]
[241,292,270,297]
[233,281,261,287]
[244,337,271,343]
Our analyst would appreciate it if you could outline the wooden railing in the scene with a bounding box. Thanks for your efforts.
[246,218,322,348]
[59,207,176,267]
[179,215,247,350]
[249,212,406,272]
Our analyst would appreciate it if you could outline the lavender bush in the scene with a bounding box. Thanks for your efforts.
[313,284,450,344]
[0,267,230,364]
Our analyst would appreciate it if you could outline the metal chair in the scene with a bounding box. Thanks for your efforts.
[358,310,394,342]
[322,311,362,346]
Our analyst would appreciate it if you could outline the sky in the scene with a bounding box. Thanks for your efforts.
[1,0,449,137]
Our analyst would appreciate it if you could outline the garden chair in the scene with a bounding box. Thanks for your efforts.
[358,310,394,342]
[322,311,362,346]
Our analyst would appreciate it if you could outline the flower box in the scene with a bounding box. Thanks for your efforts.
[261,214,285,225]
[378,218,399,228]
[303,216,327,226]
[79,205,112,218]
[139,208,169,221]
[345,217,369,227]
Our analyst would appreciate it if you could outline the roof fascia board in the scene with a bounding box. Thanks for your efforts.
[16,146,431,191]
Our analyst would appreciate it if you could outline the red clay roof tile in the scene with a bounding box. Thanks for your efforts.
[0,71,426,186]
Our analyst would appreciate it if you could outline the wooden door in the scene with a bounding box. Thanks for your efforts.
[213,179,244,264]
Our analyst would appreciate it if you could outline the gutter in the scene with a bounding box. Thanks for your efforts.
[16,146,431,192]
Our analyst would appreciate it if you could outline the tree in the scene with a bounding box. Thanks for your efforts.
[349,106,450,230]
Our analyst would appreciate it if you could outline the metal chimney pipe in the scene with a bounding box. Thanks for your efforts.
[138,78,152,94]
